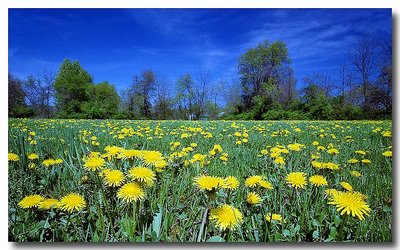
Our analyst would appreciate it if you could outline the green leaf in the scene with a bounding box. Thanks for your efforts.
[329,227,337,239]
[152,205,163,240]
[283,229,291,237]
[312,230,319,239]
[207,236,226,242]
[383,205,392,213]
[312,219,323,227]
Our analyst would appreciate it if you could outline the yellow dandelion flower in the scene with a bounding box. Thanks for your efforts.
[246,192,262,205]
[309,175,328,187]
[327,148,339,155]
[142,151,164,166]
[58,193,86,213]
[209,204,243,231]
[18,195,44,209]
[38,198,59,210]
[348,158,359,164]
[83,156,105,171]
[128,166,156,187]
[27,153,39,160]
[350,170,362,177]
[355,150,366,155]
[258,180,273,190]
[328,191,371,220]
[325,188,340,197]
[286,172,307,189]
[193,175,223,191]
[118,149,142,160]
[104,169,125,187]
[117,182,145,203]
[361,159,371,164]
[274,156,285,165]
[245,175,263,187]
[383,151,392,157]
[222,176,240,189]
[265,213,282,223]
[340,182,353,191]
[8,153,20,162]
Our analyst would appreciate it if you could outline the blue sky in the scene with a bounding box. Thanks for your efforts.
[9,8,392,97]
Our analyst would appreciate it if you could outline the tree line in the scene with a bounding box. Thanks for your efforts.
[8,36,391,120]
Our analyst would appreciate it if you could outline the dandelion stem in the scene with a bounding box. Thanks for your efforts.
[338,214,348,241]
[197,207,209,242]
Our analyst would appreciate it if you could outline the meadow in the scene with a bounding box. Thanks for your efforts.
[8,118,392,242]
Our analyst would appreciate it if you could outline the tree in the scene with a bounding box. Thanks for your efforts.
[53,59,94,118]
[175,74,195,119]
[238,40,290,110]
[277,67,297,108]
[348,37,377,111]
[8,74,33,117]
[22,70,55,118]
[83,82,120,119]
[132,70,156,118]
[193,70,210,119]
[154,76,173,120]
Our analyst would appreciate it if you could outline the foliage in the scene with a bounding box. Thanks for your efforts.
[53,59,94,118]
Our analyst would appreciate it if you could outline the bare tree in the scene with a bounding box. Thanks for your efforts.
[277,67,297,108]
[348,37,377,110]
[154,75,173,119]
[194,70,210,118]
[23,70,55,118]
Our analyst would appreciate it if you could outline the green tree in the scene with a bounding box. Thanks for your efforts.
[175,74,195,119]
[53,59,94,118]
[238,40,290,110]
[83,82,120,119]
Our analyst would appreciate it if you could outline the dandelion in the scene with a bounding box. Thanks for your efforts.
[355,150,366,155]
[340,181,353,191]
[18,195,44,209]
[222,176,240,189]
[128,166,156,187]
[258,180,273,190]
[327,148,339,155]
[104,169,125,187]
[118,149,142,160]
[325,188,340,197]
[83,156,105,171]
[27,153,39,160]
[58,193,86,213]
[265,213,282,223]
[350,170,362,177]
[328,191,371,220]
[209,204,243,231]
[286,172,307,189]
[142,151,164,166]
[117,182,145,203]
[348,158,359,164]
[246,192,262,205]
[193,175,223,191]
[38,198,59,210]
[383,151,392,157]
[8,153,20,162]
[245,175,263,187]
[309,175,328,187]
[361,159,371,164]
[274,156,285,165]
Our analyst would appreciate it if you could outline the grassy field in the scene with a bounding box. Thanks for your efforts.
[8,118,392,242]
